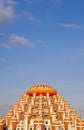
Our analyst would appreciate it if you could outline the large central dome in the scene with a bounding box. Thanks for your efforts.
[26,84,57,96]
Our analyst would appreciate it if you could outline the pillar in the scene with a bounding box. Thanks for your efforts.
[17,108,23,122]
[28,105,33,114]
[10,117,17,130]
[52,121,60,130]
[64,117,71,130]
[56,101,60,111]
[70,113,76,129]
[64,104,70,116]
[34,118,44,130]
[50,112,57,123]
[0,119,4,130]
[6,112,13,126]
[49,104,53,113]
[24,112,31,130]
[13,103,18,116]
[59,108,65,122]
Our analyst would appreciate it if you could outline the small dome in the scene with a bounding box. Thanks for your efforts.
[26,84,57,96]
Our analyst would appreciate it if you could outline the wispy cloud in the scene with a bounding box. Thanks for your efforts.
[0,33,5,38]
[10,34,35,48]
[6,0,15,5]
[23,11,41,24]
[24,0,62,5]
[0,56,5,62]
[0,43,11,49]
[24,0,32,4]
[0,0,15,25]
[37,39,45,46]
[52,0,63,4]
[23,11,35,21]
[59,23,81,29]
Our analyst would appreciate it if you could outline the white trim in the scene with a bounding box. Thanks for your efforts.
[11,121,17,122]
[34,123,43,124]
[51,125,60,127]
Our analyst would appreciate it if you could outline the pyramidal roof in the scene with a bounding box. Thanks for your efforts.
[0,84,84,130]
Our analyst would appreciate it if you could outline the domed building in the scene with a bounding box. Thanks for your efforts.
[0,84,84,130]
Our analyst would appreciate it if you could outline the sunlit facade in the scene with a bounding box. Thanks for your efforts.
[0,84,84,130]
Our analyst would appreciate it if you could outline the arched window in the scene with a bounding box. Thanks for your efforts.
[45,127,47,130]
[45,121,48,124]
[56,127,59,130]
[36,125,41,130]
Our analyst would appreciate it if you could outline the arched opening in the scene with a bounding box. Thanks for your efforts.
[36,125,41,130]
[45,127,47,130]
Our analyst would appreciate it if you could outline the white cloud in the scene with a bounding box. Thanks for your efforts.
[59,23,81,29]
[23,11,41,24]
[10,34,34,48]
[0,0,15,25]
[0,43,11,49]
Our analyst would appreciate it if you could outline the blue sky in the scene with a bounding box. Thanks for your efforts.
[0,0,84,117]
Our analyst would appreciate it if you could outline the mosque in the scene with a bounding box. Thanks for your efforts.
[0,84,84,130]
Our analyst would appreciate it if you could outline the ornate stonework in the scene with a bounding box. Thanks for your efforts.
[0,84,84,130]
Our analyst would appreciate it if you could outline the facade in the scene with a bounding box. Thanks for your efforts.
[0,84,84,130]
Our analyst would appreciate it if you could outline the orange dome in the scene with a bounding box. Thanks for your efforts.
[26,84,57,96]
